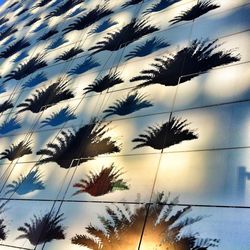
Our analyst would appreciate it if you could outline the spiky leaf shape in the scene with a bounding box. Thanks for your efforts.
[25,17,41,27]
[6,168,45,195]
[0,25,17,42]
[0,117,21,135]
[84,72,124,94]
[37,119,120,168]
[16,8,28,16]
[0,17,8,26]
[47,37,68,50]
[67,56,100,76]
[67,7,86,18]
[143,0,181,15]
[45,0,83,19]
[8,1,18,8]
[71,192,219,249]
[4,54,47,82]
[122,0,143,8]
[55,46,83,62]
[38,28,58,41]
[63,5,113,34]
[103,92,152,118]
[0,100,13,113]
[17,78,74,113]
[3,36,16,45]
[13,51,29,63]
[0,208,7,241]
[33,23,48,33]
[0,140,32,161]
[125,37,169,60]
[22,72,48,89]
[33,0,52,9]
[133,116,197,150]
[73,163,128,196]
[17,212,65,245]
[89,18,159,54]
[170,0,220,25]
[89,18,118,34]
[130,39,240,89]
[40,106,77,128]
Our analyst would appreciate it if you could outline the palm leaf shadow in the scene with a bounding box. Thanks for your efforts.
[17,212,65,245]
[67,7,86,18]
[103,91,153,118]
[16,8,28,17]
[130,39,240,89]
[2,36,16,46]
[0,17,9,26]
[32,0,52,9]
[0,25,17,42]
[89,18,118,34]
[21,72,48,89]
[25,17,41,26]
[143,0,181,15]
[73,163,129,197]
[132,116,198,150]
[13,50,29,63]
[122,0,144,8]
[89,18,159,54]
[38,28,58,41]
[33,23,48,33]
[17,78,74,113]
[0,117,21,135]
[0,206,7,241]
[47,37,68,50]
[37,119,121,169]
[55,46,84,62]
[0,100,13,114]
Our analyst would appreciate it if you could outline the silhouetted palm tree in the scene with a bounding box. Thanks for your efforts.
[55,46,83,62]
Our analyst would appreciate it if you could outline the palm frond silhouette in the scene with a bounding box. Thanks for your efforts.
[16,8,28,16]
[45,0,83,18]
[0,117,21,135]
[71,192,219,249]
[125,37,169,60]
[0,25,17,42]
[8,1,18,9]
[33,0,53,9]
[3,36,16,46]
[67,7,86,18]
[73,163,128,196]
[130,39,240,89]
[63,4,113,34]
[4,54,47,82]
[37,119,120,168]
[143,0,181,15]
[17,78,74,113]
[55,46,83,62]
[0,208,7,241]
[21,72,48,89]
[84,71,124,94]
[0,140,32,161]
[47,37,68,50]
[122,0,143,8]
[0,17,8,26]
[103,91,152,118]
[13,50,29,63]
[0,100,13,113]
[33,23,47,33]
[132,116,197,150]
[89,18,159,54]
[40,106,77,128]
[89,18,118,34]
[25,17,41,26]
[17,212,65,245]
[67,56,100,76]
[6,168,45,195]
[170,0,220,25]
[38,28,58,41]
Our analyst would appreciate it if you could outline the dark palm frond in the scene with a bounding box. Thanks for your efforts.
[22,72,48,89]
[0,100,13,113]
[0,117,21,135]
[63,4,113,34]
[0,208,7,241]
[55,46,83,62]
[37,119,121,169]
[170,0,220,25]
[17,212,65,245]
[40,106,77,128]
[13,51,29,63]
[143,0,181,15]
[130,39,240,89]
[132,116,198,150]
[0,17,9,26]
[47,37,68,50]
[5,168,45,195]
[16,8,28,16]
[125,37,169,60]
[45,0,83,19]
[50,0,62,8]
[103,91,152,118]
[84,71,124,94]
[2,36,16,46]
[89,18,159,54]
[67,7,86,18]
[4,54,47,82]
[33,23,48,33]
[73,163,128,196]
[0,25,17,42]
[0,140,32,161]
[8,1,18,9]
[17,78,74,113]
[89,18,118,34]
[25,17,41,27]
[38,28,58,41]
[71,192,219,249]
[32,0,52,9]
[67,56,100,76]
[122,0,143,8]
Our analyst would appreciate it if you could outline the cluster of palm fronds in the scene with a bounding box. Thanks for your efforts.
[17,78,74,113]
[38,28,58,41]
[0,117,21,135]
[170,0,220,25]
[37,119,120,168]
[13,50,29,63]
[17,212,65,245]
[132,116,198,150]
[73,163,128,196]
[0,25,17,42]
[0,207,7,241]
[21,72,48,89]
[89,18,118,34]
[55,46,83,62]
[33,23,47,33]
[130,39,240,89]
[143,0,181,15]
[0,100,13,113]
[72,192,219,249]
[47,37,68,50]
[122,0,143,8]
[0,140,32,161]
[89,18,159,54]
